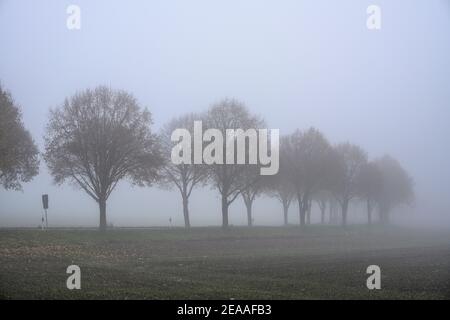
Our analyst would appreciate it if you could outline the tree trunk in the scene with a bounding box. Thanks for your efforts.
[367,199,372,226]
[306,201,311,225]
[222,195,229,228]
[99,197,107,231]
[246,201,253,226]
[320,207,325,224]
[298,196,306,227]
[341,199,349,227]
[328,202,333,224]
[182,194,190,228]
[282,202,289,226]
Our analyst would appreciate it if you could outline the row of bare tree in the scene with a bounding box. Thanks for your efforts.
[1,85,414,230]
[267,133,414,228]
[159,96,414,229]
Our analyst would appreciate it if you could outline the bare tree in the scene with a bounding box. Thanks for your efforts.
[264,139,295,226]
[333,143,368,226]
[43,86,163,231]
[240,165,263,226]
[0,84,39,190]
[238,127,273,227]
[314,190,332,224]
[357,161,382,225]
[306,199,313,224]
[328,197,339,224]
[313,151,343,224]
[375,155,414,224]
[268,180,294,226]
[159,113,207,228]
[282,128,333,227]
[204,98,263,228]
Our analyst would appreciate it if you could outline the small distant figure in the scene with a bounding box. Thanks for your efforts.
[169,217,172,227]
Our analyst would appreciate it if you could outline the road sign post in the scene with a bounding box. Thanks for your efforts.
[42,194,49,229]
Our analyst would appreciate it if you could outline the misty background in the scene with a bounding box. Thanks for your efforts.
[0,0,449,227]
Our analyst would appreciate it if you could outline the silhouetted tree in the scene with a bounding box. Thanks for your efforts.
[306,199,313,224]
[239,126,272,227]
[328,197,339,224]
[282,128,333,227]
[44,86,163,231]
[333,143,367,226]
[314,190,332,224]
[204,98,263,228]
[267,177,294,226]
[265,136,295,225]
[312,149,341,225]
[375,155,414,224]
[357,161,382,225]
[159,113,207,228]
[240,165,263,227]
[0,84,39,190]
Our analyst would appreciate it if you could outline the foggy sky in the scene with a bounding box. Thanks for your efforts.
[1,0,449,227]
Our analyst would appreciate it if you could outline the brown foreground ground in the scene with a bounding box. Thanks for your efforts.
[0,225,449,299]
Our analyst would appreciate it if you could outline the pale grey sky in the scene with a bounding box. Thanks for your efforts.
[1,0,449,227]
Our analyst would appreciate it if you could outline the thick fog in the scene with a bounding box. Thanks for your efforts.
[0,0,449,228]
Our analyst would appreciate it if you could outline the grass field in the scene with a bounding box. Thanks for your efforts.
[0,225,449,299]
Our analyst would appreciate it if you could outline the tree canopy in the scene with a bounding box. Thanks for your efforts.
[43,86,163,230]
[282,128,334,226]
[0,84,39,190]
[375,155,414,223]
[204,98,264,227]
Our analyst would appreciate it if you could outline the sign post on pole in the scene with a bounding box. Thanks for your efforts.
[42,194,49,229]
